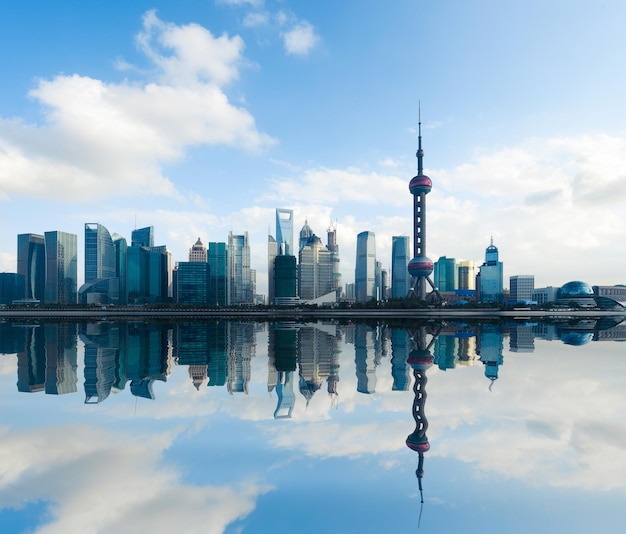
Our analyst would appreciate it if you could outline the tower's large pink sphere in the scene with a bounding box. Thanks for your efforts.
[408,256,433,278]
[409,175,432,195]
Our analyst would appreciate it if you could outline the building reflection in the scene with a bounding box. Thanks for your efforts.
[0,317,624,405]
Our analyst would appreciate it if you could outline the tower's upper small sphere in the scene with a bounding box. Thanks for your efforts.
[409,175,432,195]
[408,256,433,278]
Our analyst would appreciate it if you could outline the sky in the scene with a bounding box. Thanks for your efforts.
[2,0,626,296]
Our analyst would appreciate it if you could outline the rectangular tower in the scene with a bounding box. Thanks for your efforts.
[44,231,78,304]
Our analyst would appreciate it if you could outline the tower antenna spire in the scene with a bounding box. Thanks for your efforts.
[417,101,424,176]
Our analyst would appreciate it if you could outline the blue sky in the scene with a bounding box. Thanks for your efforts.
[2,0,626,295]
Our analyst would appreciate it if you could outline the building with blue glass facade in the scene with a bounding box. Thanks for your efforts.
[355,231,376,303]
[391,236,410,299]
[80,223,119,305]
[208,242,228,306]
[44,231,78,304]
[0,272,25,304]
[478,239,504,303]
[131,226,154,248]
[276,208,294,256]
[176,262,210,305]
[17,233,46,302]
[228,232,252,305]
[434,256,458,292]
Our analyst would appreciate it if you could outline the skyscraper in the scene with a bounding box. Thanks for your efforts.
[131,226,154,248]
[327,221,342,297]
[298,233,333,301]
[391,236,410,299]
[276,208,294,256]
[80,223,119,304]
[457,260,476,290]
[434,256,458,292]
[268,234,278,303]
[228,231,252,305]
[176,262,210,305]
[478,239,504,303]
[355,231,376,303]
[299,220,313,252]
[407,111,439,300]
[188,237,207,262]
[208,242,228,306]
[17,233,45,301]
[113,235,128,304]
[44,231,77,304]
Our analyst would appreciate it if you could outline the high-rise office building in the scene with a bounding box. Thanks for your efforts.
[407,111,439,300]
[276,208,294,256]
[355,231,376,303]
[176,262,210,305]
[327,222,342,297]
[478,239,504,303]
[0,273,25,304]
[299,220,314,252]
[113,235,128,304]
[457,260,476,290]
[188,237,207,262]
[44,231,78,304]
[208,242,228,306]
[131,226,154,248]
[434,256,458,292]
[274,255,297,302]
[510,275,534,302]
[391,236,410,299]
[80,223,119,305]
[228,232,252,305]
[298,234,333,301]
[268,234,278,303]
[17,233,45,301]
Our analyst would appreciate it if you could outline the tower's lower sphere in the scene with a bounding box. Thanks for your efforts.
[408,256,433,278]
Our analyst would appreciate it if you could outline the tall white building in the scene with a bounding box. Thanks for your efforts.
[510,275,535,302]
[298,234,333,301]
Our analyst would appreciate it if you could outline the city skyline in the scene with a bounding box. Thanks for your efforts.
[2,1,626,296]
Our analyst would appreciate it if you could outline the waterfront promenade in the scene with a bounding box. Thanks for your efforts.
[1,306,625,320]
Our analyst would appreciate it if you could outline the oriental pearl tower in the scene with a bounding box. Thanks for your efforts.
[407,109,441,301]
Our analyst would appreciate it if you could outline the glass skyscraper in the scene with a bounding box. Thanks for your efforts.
[208,242,228,306]
[228,232,252,305]
[355,231,376,303]
[176,262,210,305]
[44,231,77,304]
[131,226,154,248]
[17,233,45,301]
[478,240,504,303]
[391,236,410,299]
[434,256,458,292]
[80,223,119,305]
[276,208,294,256]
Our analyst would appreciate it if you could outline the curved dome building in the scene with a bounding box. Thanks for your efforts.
[557,281,595,308]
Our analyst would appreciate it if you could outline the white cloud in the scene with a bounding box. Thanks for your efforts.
[0,11,274,204]
[282,21,319,56]
[0,425,271,532]
[243,11,270,28]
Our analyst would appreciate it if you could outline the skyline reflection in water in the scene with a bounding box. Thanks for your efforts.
[0,317,625,533]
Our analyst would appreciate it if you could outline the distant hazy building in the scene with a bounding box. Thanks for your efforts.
[391,236,410,299]
[188,237,207,263]
[510,275,534,302]
[17,233,46,301]
[478,239,503,303]
[434,256,458,292]
[457,260,476,290]
[355,231,376,303]
[44,231,77,304]
[327,222,342,298]
[208,242,228,306]
[113,235,128,304]
[228,231,253,305]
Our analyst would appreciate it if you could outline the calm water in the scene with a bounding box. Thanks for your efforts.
[0,318,625,534]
